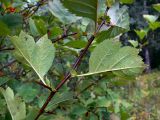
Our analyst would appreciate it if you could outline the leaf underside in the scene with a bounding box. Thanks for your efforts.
[0,87,26,120]
[96,3,130,43]
[78,39,145,77]
[49,0,80,24]
[10,31,55,84]
[61,0,98,22]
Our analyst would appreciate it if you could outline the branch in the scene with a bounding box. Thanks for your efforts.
[44,110,56,115]
[52,32,77,43]
[35,81,52,91]
[35,31,102,120]
[5,30,75,50]
[0,60,16,71]
[35,9,108,120]
[0,32,76,53]
[34,34,95,120]
[76,83,95,97]
[20,0,48,19]
[0,47,14,52]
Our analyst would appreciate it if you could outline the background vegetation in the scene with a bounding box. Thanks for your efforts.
[0,0,160,120]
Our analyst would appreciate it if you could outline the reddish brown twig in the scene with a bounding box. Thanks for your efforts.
[35,33,101,120]
[34,35,95,120]
[35,81,52,91]
[52,32,77,43]
[34,9,108,120]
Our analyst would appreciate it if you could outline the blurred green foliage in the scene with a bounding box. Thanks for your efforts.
[0,0,160,120]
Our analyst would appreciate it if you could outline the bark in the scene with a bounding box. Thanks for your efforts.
[144,47,151,73]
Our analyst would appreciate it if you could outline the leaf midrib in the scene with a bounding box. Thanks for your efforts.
[77,66,144,77]
[108,54,130,69]
[110,6,128,29]
[93,52,111,72]
[14,42,45,84]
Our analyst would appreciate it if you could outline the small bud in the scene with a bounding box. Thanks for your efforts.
[8,7,16,13]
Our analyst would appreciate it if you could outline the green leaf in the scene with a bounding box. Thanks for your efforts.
[0,97,7,119]
[149,21,160,30]
[96,26,126,43]
[108,3,129,30]
[10,31,55,85]
[0,14,23,28]
[49,0,80,24]
[120,110,130,120]
[97,0,106,17]
[97,108,110,120]
[114,102,120,113]
[26,107,56,120]
[96,3,129,43]
[120,0,134,4]
[134,29,148,40]
[16,83,40,103]
[143,14,158,23]
[34,19,47,35]
[49,26,63,39]
[153,3,160,12]
[142,14,160,30]
[64,40,87,49]
[128,40,138,48]
[29,18,40,37]
[78,39,144,77]
[61,0,98,22]
[96,97,111,107]
[0,21,10,36]
[51,113,70,120]
[46,91,74,110]
[26,107,39,120]
[85,20,96,34]
[0,76,10,86]
[0,14,22,35]
[71,104,87,116]
[0,87,26,120]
